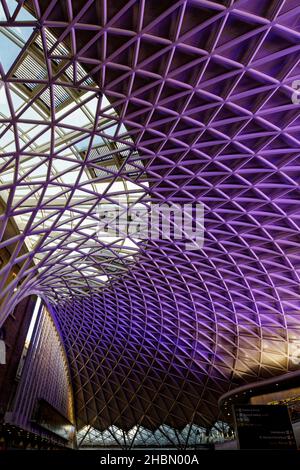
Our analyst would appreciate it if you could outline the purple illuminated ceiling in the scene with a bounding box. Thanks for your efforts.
[0,0,300,430]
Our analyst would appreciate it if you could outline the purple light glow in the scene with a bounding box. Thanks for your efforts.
[0,0,300,432]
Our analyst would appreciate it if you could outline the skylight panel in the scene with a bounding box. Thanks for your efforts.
[0,5,145,293]
[0,29,21,72]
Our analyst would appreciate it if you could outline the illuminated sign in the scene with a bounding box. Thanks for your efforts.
[233,405,297,450]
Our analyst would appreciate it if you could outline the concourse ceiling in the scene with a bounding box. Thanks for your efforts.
[0,0,300,432]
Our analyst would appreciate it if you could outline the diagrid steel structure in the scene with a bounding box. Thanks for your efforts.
[0,0,300,444]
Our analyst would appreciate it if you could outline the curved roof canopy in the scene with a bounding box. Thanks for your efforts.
[0,0,300,433]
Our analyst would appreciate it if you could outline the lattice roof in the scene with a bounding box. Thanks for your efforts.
[0,0,300,434]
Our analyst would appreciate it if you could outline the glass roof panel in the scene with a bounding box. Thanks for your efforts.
[0,29,22,72]
[0,16,147,294]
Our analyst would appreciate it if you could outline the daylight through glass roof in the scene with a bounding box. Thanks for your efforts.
[0,0,148,301]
